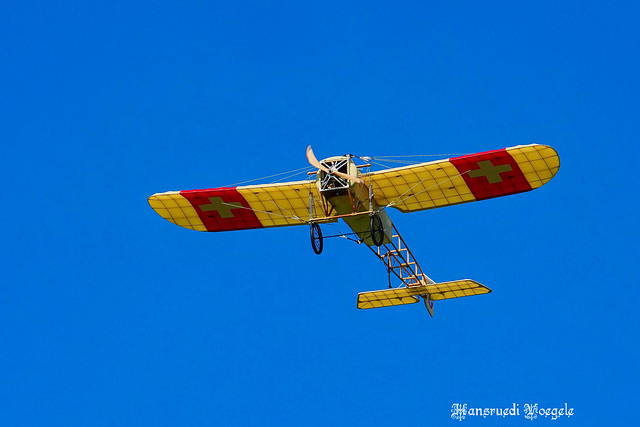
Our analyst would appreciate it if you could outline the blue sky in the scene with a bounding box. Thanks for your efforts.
[2,1,638,425]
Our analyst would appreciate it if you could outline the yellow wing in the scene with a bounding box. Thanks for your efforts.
[367,144,560,213]
[149,144,560,230]
[148,181,332,232]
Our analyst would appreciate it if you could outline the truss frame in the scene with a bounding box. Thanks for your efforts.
[368,224,435,288]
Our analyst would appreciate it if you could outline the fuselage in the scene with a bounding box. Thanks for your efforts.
[315,155,392,245]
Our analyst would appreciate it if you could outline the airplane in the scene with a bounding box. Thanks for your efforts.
[148,144,560,316]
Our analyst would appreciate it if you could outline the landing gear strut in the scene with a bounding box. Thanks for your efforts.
[310,223,323,255]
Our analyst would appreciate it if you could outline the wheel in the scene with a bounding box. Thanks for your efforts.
[370,215,384,247]
[310,223,323,255]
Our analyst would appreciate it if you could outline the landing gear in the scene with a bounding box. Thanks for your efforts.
[310,223,323,255]
[371,214,384,247]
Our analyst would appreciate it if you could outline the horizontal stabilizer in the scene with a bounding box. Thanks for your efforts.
[423,279,491,301]
[357,288,422,309]
[357,279,491,310]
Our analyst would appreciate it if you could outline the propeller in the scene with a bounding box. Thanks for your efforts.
[306,146,364,184]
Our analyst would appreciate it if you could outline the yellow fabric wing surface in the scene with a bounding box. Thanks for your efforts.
[423,279,492,301]
[357,288,423,309]
[148,191,209,231]
[357,279,491,309]
[237,181,325,228]
[367,159,475,212]
[149,144,560,231]
[366,144,559,213]
[149,180,330,232]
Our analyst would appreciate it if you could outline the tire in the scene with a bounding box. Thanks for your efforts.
[371,215,384,247]
[310,223,323,255]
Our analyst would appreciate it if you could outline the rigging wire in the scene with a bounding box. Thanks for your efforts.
[362,153,473,170]
[371,153,471,159]
[271,167,316,184]
[367,158,430,170]
[368,158,426,165]
[219,151,475,240]
[383,171,469,211]
[222,165,316,224]
[220,201,307,223]
[226,165,314,187]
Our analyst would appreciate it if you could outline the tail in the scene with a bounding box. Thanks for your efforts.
[357,279,491,317]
